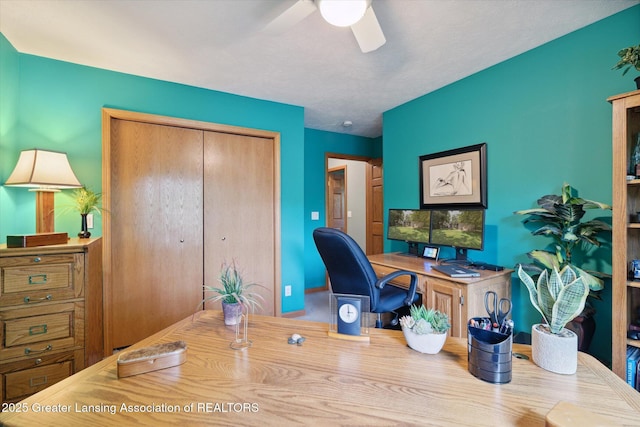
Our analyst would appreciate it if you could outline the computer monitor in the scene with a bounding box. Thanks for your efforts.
[387,209,431,255]
[429,209,484,262]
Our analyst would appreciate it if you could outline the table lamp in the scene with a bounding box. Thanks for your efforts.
[5,149,82,234]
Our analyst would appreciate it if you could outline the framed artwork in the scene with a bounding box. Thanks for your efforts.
[419,143,487,209]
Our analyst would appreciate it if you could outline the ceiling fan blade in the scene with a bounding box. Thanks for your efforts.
[263,0,317,35]
[350,5,386,53]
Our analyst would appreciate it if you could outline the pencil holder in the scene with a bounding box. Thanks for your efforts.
[467,317,512,384]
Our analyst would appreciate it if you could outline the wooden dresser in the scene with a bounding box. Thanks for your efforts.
[0,238,102,404]
[368,253,512,337]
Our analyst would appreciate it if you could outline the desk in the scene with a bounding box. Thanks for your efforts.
[368,253,513,337]
[1,311,638,426]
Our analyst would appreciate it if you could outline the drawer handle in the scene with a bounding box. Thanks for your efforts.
[29,324,48,336]
[29,375,48,387]
[23,295,53,304]
[28,274,48,285]
[33,257,41,263]
[24,345,52,355]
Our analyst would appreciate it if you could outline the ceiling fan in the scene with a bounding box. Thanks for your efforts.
[264,0,386,53]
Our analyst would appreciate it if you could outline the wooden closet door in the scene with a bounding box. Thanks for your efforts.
[109,119,204,349]
[203,132,275,315]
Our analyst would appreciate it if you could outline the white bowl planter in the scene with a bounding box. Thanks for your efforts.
[531,324,578,375]
[402,327,447,354]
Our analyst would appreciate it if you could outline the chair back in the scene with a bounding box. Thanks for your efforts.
[312,227,380,310]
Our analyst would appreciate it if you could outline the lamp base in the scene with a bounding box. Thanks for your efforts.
[7,232,69,248]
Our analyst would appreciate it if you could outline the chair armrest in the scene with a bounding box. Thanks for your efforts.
[375,270,418,306]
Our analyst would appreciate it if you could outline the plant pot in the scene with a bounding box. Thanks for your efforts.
[635,76,640,90]
[222,301,242,326]
[78,213,91,238]
[531,324,578,375]
[566,314,596,352]
[402,327,447,354]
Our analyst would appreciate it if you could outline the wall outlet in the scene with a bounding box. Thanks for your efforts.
[284,285,292,297]
[311,211,319,220]
[86,213,94,229]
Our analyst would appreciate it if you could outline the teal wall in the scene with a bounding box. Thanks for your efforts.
[303,128,381,291]
[0,33,309,313]
[0,33,20,235]
[383,6,640,363]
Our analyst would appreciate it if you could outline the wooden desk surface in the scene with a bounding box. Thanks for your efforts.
[1,311,639,426]
[368,252,513,283]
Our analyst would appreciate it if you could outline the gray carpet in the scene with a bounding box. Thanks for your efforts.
[291,290,331,323]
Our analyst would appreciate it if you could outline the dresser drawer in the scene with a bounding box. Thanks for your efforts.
[5,312,72,347]
[0,254,81,307]
[0,302,83,361]
[5,360,73,401]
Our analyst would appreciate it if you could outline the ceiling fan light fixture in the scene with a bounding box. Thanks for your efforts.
[317,0,368,27]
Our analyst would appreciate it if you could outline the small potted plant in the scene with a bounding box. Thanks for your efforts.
[517,264,589,374]
[203,261,265,326]
[65,186,102,238]
[399,305,451,354]
[612,43,640,89]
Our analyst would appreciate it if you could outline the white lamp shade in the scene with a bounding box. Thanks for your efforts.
[5,149,82,189]
[317,0,368,27]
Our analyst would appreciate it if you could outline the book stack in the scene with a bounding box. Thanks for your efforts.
[627,346,640,391]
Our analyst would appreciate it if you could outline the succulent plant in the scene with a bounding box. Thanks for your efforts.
[399,304,450,335]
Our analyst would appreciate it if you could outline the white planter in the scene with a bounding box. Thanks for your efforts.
[531,324,578,375]
[402,327,447,354]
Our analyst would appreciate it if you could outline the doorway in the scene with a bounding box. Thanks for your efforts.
[325,153,383,255]
[327,166,346,232]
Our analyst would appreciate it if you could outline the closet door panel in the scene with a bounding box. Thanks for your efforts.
[203,132,275,315]
[110,119,204,349]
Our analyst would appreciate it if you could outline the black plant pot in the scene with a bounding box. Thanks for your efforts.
[565,314,596,352]
[78,213,91,238]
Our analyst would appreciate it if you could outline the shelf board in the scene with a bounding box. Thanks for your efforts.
[629,281,640,289]
[627,179,640,185]
[628,340,640,349]
[628,223,640,229]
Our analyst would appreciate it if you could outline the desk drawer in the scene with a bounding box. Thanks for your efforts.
[0,254,80,307]
[4,360,73,401]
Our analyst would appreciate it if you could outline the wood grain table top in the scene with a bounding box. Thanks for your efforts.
[1,310,639,426]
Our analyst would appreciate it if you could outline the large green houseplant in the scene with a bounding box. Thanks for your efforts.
[513,183,611,350]
[612,43,640,89]
[203,261,265,326]
[517,265,589,374]
[514,183,611,296]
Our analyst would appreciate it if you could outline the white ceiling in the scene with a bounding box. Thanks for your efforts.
[1,0,637,138]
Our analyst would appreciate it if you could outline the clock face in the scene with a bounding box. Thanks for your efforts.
[339,303,359,324]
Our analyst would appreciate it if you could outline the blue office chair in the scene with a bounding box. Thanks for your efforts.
[313,227,419,328]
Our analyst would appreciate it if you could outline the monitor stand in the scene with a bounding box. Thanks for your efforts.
[455,247,468,261]
[397,242,420,257]
[447,247,470,265]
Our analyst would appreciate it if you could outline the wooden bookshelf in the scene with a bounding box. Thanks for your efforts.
[610,89,640,380]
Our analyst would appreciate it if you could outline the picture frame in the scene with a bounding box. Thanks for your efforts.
[419,143,487,209]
